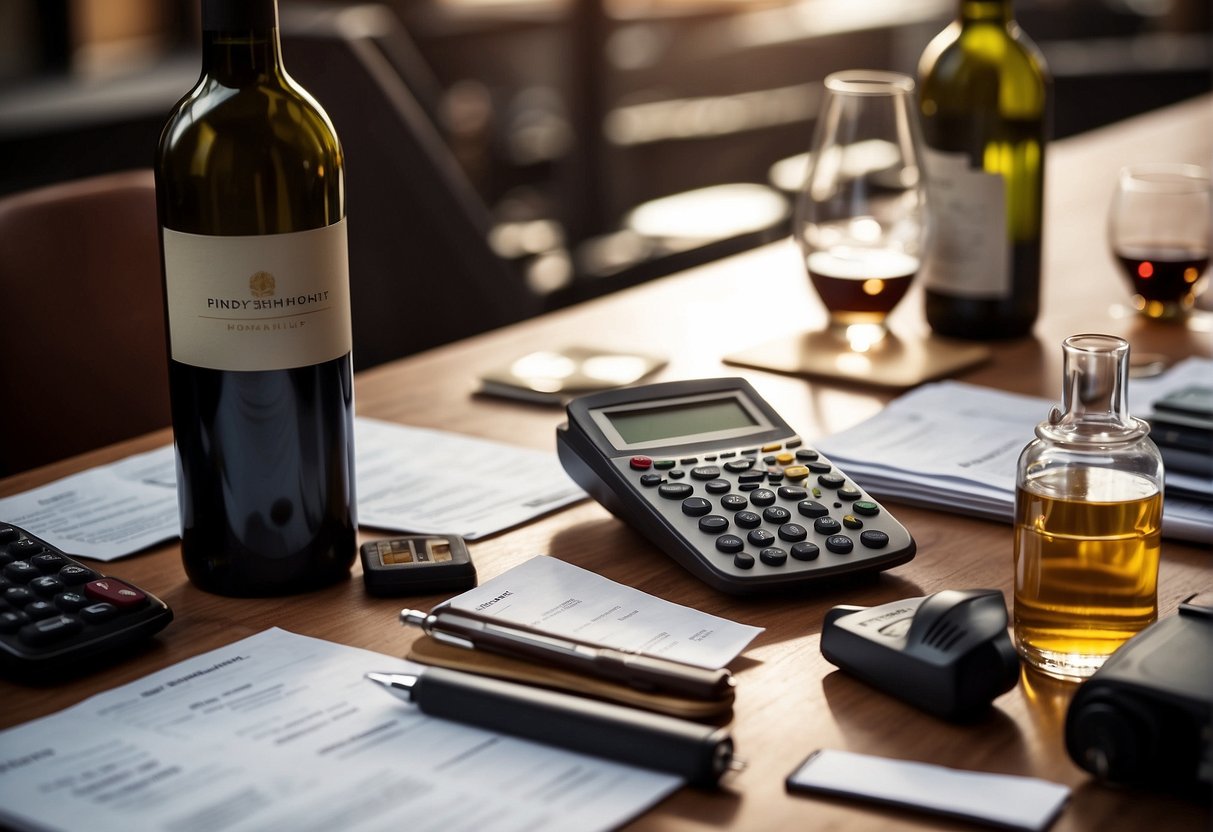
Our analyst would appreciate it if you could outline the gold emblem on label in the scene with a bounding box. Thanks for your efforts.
[249,271,276,298]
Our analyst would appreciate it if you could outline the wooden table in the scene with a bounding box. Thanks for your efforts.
[3,95,1210,831]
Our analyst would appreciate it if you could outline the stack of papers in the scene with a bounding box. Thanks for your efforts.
[815,357,1213,545]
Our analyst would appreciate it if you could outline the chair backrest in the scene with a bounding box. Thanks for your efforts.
[0,169,170,476]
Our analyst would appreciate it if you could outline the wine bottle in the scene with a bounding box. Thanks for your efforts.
[917,0,1051,339]
[155,0,356,596]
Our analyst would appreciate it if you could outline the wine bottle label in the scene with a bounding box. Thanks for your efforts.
[162,220,353,371]
[922,149,1011,299]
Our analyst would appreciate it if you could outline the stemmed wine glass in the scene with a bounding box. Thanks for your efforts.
[793,70,930,352]
[1108,163,1211,321]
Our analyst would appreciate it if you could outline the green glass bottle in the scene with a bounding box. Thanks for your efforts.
[155,0,357,595]
[917,0,1051,340]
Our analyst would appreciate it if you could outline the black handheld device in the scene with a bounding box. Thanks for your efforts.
[359,535,477,596]
[1065,591,1212,795]
[820,589,1020,721]
[555,378,915,594]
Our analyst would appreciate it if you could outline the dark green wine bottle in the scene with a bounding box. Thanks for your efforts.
[155,0,356,596]
[918,0,1051,340]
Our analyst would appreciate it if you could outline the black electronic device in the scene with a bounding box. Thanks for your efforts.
[820,589,1020,721]
[360,534,477,596]
[1147,385,1213,480]
[0,523,173,679]
[1065,591,1212,795]
[555,378,915,594]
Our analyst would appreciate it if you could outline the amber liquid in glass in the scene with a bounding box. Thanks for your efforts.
[1013,468,1161,679]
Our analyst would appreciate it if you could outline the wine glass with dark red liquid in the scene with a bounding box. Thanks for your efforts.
[1108,163,1210,321]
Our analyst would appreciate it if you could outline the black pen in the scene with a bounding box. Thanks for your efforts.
[400,607,735,700]
[366,667,742,786]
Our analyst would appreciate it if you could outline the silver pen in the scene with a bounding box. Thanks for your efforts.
[400,607,735,700]
[367,667,742,786]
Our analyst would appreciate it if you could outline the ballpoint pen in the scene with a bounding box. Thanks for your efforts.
[400,607,735,700]
[366,667,743,786]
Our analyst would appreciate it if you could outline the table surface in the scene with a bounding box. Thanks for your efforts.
[3,95,1211,831]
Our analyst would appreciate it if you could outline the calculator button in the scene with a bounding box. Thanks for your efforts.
[778,523,808,542]
[715,535,744,554]
[18,614,83,646]
[58,564,97,585]
[838,487,862,501]
[761,443,781,453]
[778,486,807,501]
[720,494,748,511]
[790,542,821,561]
[860,530,891,549]
[724,459,754,473]
[640,473,664,487]
[734,511,762,529]
[682,497,712,517]
[853,500,880,517]
[775,452,795,465]
[680,457,698,465]
[759,547,788,566]
[749,489,776,507]
[653,459,676,470]
[842,515,864,530]
[785,437,803,449]
[690,466,721,481]
[0,526,18,544]
[719,451,736,459]
[738,482,759,491]
[5,587,35,606]
[0,610,30,633]
[795,449,819,461]
[763,455,777,465]
[29,576,65,597]
[763,506,791,524]
[25,601,59,620]
[807,461,832,474]
[738,471,766,484]
[658,483,693,500]
[797,501,829,518]
[30,552,68,572]
[667,469,686,479]
[740,448,757,456]
[747,529,775,547]
[704,455,718,462]
[733,552,755,569]
[81,603,119,623]
[705,479,731,494]
[766,471,784,484]
[3,561,39,583]
[825,535,855,554]
[814,517,842,535]
[700,516,730,534]
[85,578,146,608]
[818,473,846,489]
[783,466,810,481]
[8,540,44,559]
[54,591,89,612]
[629,456,653,470]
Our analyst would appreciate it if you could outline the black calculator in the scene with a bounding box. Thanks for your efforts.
[0,523,173,678]
[557,378,915,594]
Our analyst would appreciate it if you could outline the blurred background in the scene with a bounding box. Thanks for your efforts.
[1,0,1209,368]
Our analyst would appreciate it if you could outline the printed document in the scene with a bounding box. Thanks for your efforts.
[0,418,585,561]
[445,555,764,669]
[0,629,681,832]
[815,357,1213,544]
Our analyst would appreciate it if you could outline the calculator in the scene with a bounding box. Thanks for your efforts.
[556,378,915,594]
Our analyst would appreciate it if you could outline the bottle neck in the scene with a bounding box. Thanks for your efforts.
[959,0,1014,24]
[1040,334,1147,445]
[200,0,282,86]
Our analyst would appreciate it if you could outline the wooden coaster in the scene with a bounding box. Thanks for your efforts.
[724,329,990,390]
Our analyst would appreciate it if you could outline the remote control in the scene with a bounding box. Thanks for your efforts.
[0,522,173,679]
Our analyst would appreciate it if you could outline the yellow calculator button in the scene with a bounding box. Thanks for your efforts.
[784,465,810,480]
[775,452,795,465]
[761,442,781,452]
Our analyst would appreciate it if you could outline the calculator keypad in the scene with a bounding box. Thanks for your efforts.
[618,437,913,586]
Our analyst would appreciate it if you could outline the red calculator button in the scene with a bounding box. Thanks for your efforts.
[85,578,147,608]
[629,456,653,470]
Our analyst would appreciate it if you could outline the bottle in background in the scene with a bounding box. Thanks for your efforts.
[155,0,357,596]
[1013,334,1164,681]
[917,0,1050,340]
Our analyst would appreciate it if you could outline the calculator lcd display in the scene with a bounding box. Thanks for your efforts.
[607,397,759,444]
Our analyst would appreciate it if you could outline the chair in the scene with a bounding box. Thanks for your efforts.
[0,169,170,476]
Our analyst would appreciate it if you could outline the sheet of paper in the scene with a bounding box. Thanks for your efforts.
[444,555,763,669]
[0,629,681,832]
[353,417,584,539]
[786,748,1070,831]
[0,419,586,561]
[815,357,1213,545]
